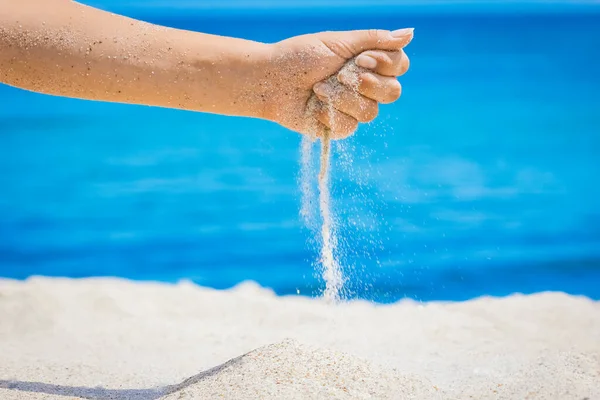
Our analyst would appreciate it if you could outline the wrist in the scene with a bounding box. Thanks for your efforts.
[234,41,276,120]
[181,37,275,119]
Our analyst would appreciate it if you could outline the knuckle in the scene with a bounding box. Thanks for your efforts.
[323,38,356,59]
[366,29,390,48]
[368,29,382,40]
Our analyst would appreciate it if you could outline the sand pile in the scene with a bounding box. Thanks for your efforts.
[0,277,599,400]
[161,339,438,399]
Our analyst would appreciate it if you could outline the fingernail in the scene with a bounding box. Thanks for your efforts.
[313,82,327,96]
[355,55,377,69]
[391,28,414,38]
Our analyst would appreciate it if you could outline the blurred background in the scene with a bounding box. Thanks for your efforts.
[1,1,599,302]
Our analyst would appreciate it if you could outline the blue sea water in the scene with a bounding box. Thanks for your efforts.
[1,4,599,302]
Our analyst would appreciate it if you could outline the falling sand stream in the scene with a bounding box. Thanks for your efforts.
[300,60,365,302]
[317,128,344,301]
[300,129,343,303]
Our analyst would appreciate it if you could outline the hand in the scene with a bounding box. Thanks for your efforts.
[259,28,414,139]
[0,0,413,136]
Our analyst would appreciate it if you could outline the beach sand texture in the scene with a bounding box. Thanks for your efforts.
[1,277,599,399]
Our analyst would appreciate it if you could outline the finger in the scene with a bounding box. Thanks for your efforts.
[312,99,358,139]
[320,28,414,59]
[338,71,402,104]
[354,50,410,77]
[313,81,379,123]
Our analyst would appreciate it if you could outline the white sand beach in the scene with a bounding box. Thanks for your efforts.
[0,277,599,399]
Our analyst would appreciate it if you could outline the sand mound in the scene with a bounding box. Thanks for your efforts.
[1,278,599,399]
[160,339,439,400]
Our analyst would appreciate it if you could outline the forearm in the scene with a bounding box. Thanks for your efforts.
[0,0,271,117]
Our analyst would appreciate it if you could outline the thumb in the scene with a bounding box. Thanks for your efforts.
[321,28,414,59]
